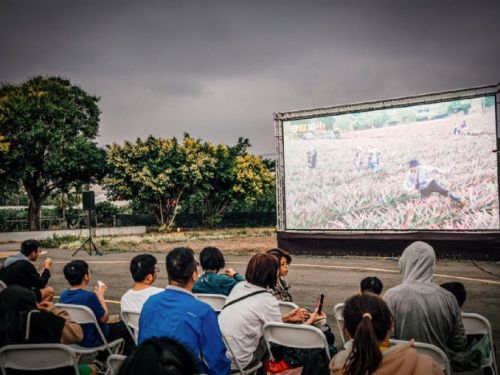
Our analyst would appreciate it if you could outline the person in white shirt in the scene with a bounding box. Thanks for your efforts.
[218,253,324,373]
[403,159,465,205]
[121,254,164,313]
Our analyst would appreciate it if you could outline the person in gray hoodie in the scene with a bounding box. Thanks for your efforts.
[383,241,466,359]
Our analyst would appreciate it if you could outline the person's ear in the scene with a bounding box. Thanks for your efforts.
[84,273,90,283]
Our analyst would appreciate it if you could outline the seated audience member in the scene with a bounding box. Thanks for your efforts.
[120,254,163,312]
[118,337,198,375]
[0,239,54,302]
[192,246,244,296]
[59,260,134,367]
[383,241,466,358]
[440,282,466,309]
[330,293,443,375]
[360,276,383,295]
[0,285,96,375]
[440,282,486,372]
[219,253,324,373]
[139,247,230,375]
[266,248,293,302]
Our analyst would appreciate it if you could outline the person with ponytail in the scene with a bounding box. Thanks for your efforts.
[329,294,443,375]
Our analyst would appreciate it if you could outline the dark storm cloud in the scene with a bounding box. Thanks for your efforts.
[1,0,499,154]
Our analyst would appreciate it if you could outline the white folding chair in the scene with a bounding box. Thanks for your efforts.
[262,322,331,361]
[56,303,124,358]
[278,301,298,316]
[195,293,227,312]
[106,354,127,375]
[333,302,346,345]
[0,344,79,375]
[222,332,262,375]
[120,310,141,344]
[390,339,451,375]
[462,312,498,375]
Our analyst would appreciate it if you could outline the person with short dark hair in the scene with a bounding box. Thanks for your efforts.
[360,276,383,295]
[219,253,324,372]
[0,239,54,302]
[330,293,443,375]
[440,282,466,309]
[59,260,134,369]
[117,337,198,375]
[139,247,230,375]
[193,246,244,296]
[120,254,163,312]
[267,248,293,301]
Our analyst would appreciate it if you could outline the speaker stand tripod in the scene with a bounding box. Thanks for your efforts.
[72,210,103,256]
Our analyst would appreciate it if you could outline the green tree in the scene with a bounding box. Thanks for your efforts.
[104,134,215,228]
[0,76,106,230]
[188,138,275,226]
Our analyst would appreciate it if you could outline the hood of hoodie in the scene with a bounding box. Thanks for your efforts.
[3,253,29,268]
[399,241,435,283]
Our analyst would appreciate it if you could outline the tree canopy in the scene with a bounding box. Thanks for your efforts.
[104,134,216,227]
[186,138,274,226]
[0,76,106,230]
[104,135,275,228]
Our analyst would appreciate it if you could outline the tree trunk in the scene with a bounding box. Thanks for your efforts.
[28,197,43,231]
[158,195,165,225]
[167,188,185,229]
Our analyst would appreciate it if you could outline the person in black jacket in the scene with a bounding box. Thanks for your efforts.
[0,239,53,302]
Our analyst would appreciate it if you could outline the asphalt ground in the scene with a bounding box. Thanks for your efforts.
[15,246,500,364]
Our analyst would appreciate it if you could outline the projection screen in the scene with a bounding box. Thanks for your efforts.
[278,91,499,231]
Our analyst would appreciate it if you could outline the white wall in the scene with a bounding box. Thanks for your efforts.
[0,226,146,243]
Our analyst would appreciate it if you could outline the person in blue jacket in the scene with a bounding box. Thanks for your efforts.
[139,247,230,375]
[193,246,244,296]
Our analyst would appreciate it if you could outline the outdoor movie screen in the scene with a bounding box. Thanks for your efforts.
[282,96,499,230]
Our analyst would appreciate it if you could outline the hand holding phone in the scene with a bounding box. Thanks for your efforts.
[317,293,324,315]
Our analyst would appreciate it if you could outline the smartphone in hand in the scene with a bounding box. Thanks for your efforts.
[317,293,325,314]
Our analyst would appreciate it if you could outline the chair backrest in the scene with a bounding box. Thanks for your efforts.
[462,312,497,375]
[0,344,79,375]
[0,280,6,291]
[120,310,140,344]
[195,293,227,312]
[55,303,110,349]
[221,332,262,375]
[390,339,451,375]
[263,322,331,361]
[106,354,127,375]
[333,302,346,345]
[278,301,298,316]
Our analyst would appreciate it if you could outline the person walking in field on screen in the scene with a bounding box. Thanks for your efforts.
[403,159,465,205]
[353,148,363,172]
[307,148,317,169]
[367,147,382,171]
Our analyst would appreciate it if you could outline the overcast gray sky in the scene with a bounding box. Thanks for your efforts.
[1,0,499,155]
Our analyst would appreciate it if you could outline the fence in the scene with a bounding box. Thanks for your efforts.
[0,211,276,232]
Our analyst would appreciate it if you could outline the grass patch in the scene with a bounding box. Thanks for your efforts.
[45,227,276,251]
[39,235,80,248]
